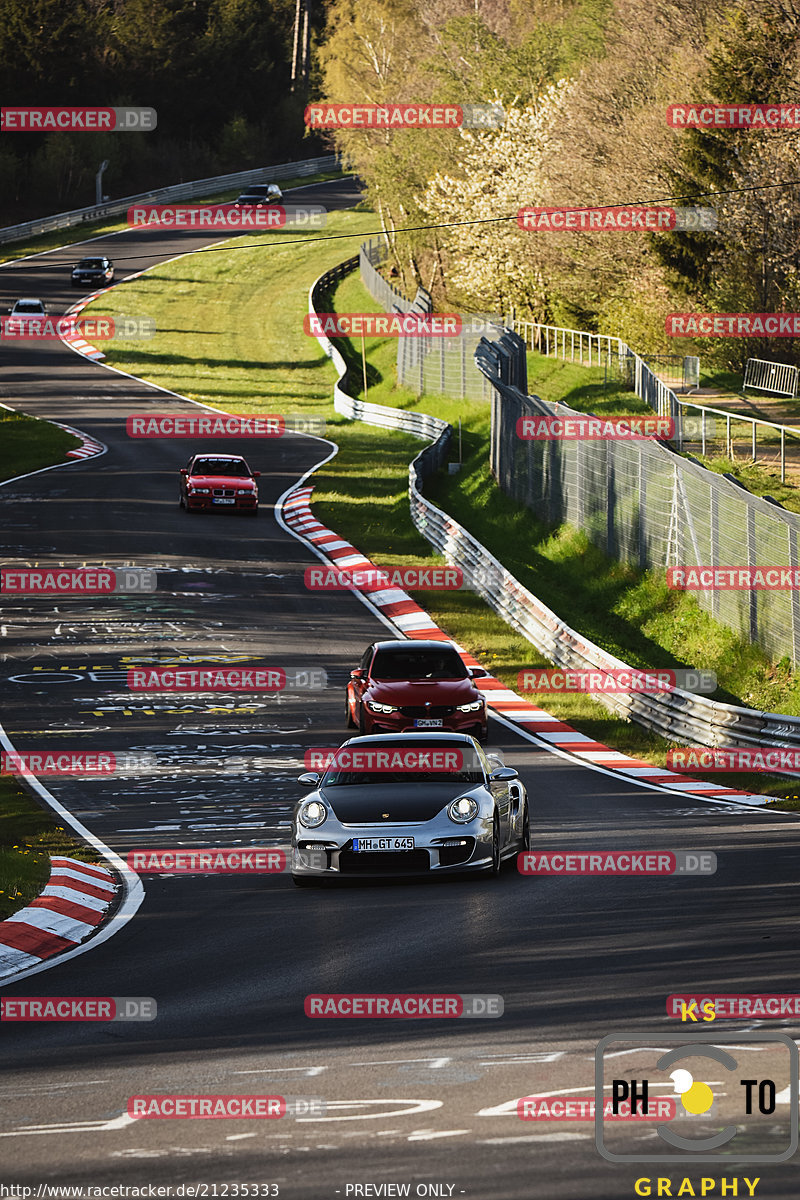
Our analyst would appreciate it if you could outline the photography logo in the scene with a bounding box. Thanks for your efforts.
[595,1031,798,1163]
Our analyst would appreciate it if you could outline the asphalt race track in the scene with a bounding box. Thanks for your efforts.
[1,178,800,1199]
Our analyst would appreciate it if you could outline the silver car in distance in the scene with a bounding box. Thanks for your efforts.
[291,732,529,885]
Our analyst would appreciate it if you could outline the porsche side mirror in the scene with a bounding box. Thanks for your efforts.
[297,772,320,787]
[179,468,188,475]
[253,471,261,478]
[469,666,489,679]
[491,766,519,781]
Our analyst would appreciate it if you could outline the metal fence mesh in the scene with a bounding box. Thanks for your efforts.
[478,336,800,666]
[359,238,502,401]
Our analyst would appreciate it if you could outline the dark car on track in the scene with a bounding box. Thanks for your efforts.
[179,453,260,516]
[292,731,529,883]
[346,639,488,741]
[232,184,283,208]
[71,257,115,288]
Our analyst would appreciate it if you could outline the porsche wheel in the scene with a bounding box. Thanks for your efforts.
[520,801,530,851]
[483,813,501,879]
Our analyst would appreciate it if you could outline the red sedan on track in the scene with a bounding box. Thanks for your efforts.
[179,454,260,516]
[346,639,489,741]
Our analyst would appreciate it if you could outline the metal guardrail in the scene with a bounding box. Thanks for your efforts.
[0,154,340,246]
[308,257,800,761]
[309,257,450,442]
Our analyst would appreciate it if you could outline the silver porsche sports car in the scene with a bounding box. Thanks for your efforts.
[291,732,529,885]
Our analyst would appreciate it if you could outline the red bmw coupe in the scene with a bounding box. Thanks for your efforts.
[179,454,260,516]
[346,639,489,741]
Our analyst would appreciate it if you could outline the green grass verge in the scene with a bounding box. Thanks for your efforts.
[690,456,800,514]
[525,351,651,416]
[0,777,103,921]
[90,223,799,808]
[0,169,347,265]
[0,411,97,916]
[0,409,82,483]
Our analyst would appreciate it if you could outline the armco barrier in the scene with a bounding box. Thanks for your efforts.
[0,154,340,246]
[309,256,800,765]
[309,258,451,445]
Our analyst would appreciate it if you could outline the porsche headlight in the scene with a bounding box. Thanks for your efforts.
[298,799,328,828]
[448,795,479,824]
[366,701,398,713]
[457,699,484,712]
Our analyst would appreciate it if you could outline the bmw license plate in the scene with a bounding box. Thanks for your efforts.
[352,837,415,852]
[212,498,236,505]
[414,718,443,728]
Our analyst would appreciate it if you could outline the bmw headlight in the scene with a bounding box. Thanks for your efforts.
[298,799,328,828]
[457,699,484,712]
[236,488,253,495]
[448,795,479,824]
[366,701,398,713]
[189,487,210,494]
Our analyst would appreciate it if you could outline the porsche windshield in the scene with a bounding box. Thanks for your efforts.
[319,742,484,786]
[370,648,468,680]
